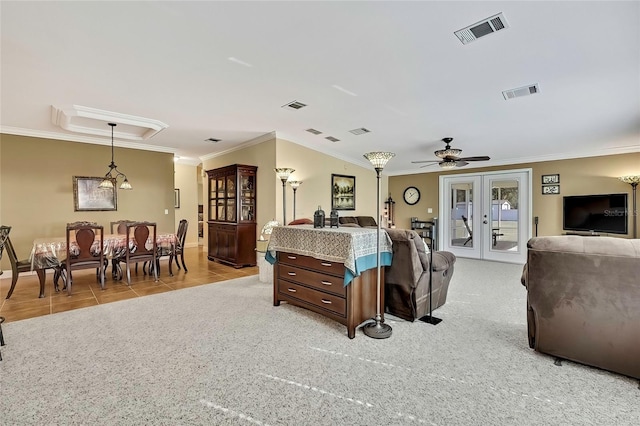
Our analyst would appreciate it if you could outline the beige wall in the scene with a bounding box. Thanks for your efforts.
[389,152,640,238]
[0,133,175,272]
[201,136,387,241]
[173,163,200,247]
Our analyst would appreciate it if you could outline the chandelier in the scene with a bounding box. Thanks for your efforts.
[99,123,132,190]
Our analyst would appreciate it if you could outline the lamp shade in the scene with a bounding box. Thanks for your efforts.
[288,180,302,189]
[363,152,395,171]
[435,147,462,159]
[439,161,458,170]
[274,168,295,181]
[619,175,640,185]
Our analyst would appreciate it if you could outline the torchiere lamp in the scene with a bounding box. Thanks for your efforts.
[362,151,395,339]
[619,175,640,238]
[274,168,295,225]
[288,181,302,221]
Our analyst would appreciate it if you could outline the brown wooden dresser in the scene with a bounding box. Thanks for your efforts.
[273,251,382,338]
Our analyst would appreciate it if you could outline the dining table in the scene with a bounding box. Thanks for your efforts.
[28,232,179,297]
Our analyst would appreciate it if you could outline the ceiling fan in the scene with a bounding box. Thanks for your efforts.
[412,137,491,169]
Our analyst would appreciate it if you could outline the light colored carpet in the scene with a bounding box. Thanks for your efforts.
[1,258,638,425]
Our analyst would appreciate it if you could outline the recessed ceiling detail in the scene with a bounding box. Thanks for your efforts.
[306,128,322,135]
[502,83,540,100]
[349,127,371,135]
[51,105,168,140]
[454,13,509,44]
[325,136,340,142]
[282,100,307,110]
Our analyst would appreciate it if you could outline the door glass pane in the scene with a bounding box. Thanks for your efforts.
[490,179,519,251]
[450,182,473,247]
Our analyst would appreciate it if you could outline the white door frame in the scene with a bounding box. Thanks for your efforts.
[438,168,532,264]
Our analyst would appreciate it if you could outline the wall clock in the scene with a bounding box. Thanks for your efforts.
[403,186,421,205]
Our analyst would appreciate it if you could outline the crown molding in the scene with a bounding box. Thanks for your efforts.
[199,131,276,161]
[0,126,175,154]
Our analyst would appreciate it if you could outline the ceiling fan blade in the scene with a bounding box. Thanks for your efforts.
[419,163,439,168]
[457,156,490,162]
[455,161,469,167]
[412,160,439,164]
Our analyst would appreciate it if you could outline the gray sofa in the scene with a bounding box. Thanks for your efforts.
[521,236,640,379]
[384,228,456,321]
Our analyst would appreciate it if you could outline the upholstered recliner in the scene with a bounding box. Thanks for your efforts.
[384,228,456,321]
[521,236,640,379]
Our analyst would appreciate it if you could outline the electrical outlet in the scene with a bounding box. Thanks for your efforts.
[427,208,433,213]
[165,209,169,215]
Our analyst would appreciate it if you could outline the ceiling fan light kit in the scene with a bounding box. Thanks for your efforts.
[412,137,491,170]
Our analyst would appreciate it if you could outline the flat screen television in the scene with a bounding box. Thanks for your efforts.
[563,193,628,235]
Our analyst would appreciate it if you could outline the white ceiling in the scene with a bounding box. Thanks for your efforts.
[1,1,639,175]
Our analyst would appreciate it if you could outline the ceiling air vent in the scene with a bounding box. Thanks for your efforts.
[349,127,371,135]
[306,128,322,135]
[454,13,509,45]
[282,100,307,110]
[205,137,221,143]
[325,136,340,142]
[502,83,540,100]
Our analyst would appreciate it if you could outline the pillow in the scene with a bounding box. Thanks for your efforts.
[339,216,358,225]
[356,216,377,227]
[288,218,313,225]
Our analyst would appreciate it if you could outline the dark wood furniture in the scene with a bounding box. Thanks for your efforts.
[411,218,438,251]
[57,222,106,296]
[169,219,188,275]
[273,251,382,339]
[1,225,46,299]
[115,222,158,285]
[206,164,257,268]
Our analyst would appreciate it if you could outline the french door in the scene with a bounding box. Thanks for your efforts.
[439,169,531,264]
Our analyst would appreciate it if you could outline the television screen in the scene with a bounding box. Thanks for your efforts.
[563,193,628,234]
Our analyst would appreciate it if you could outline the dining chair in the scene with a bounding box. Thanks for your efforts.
[1,225,38,299]
[110,220,134,234]
[169,219,189,275]
[118,221,158,285]
[57,222,106,296]
[461,215,473,246]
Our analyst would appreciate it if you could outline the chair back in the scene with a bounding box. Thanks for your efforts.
[176,219,188,250]
[125,221,157,260]
[66,222,104,271]
[111,220,134,234]
[0,225,10,260]
[461,215,472,234]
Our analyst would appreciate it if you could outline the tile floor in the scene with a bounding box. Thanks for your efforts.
[0,247,258,323]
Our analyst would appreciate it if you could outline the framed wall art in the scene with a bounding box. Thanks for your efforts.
[73,176,117,211]
[331,174,356,210]
[174,188,181,208]
[541,174,560,184]
[542,185,560,195]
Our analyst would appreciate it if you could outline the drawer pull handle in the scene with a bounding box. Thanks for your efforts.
[287,288,297,293]
[287,272,297,276]
[320,281,332,286]
[287,255,297,259]
[320,299,332,304]
[320,262,332,267]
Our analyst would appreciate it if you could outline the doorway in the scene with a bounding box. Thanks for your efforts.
[439,169,531,264]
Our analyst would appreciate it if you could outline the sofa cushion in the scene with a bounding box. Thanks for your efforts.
[288,218,313,225]
[356,216,377,227]
[339,216,358,225]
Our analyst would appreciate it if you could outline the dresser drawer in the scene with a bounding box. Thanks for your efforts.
[278,264,346,297]
[278,280,346,317]
[277,252,344,277]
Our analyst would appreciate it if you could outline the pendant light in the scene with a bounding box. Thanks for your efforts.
[99,123,132,190]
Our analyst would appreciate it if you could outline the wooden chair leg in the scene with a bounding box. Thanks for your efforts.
[5,274,18,299]
[180,251,187,273]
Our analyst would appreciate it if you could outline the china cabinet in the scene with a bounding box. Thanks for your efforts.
[206,164,257,267]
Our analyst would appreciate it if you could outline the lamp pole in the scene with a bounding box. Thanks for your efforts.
[619,176,640,239]
[289,181,302,221]
[363,151,395,339]
[274,168,295,225]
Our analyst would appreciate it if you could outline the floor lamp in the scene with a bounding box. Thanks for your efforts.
[289,181,302,221]
[274,168,295,225]
[419,239,442,325]
[619,175,640,238]
[363,151,395,339]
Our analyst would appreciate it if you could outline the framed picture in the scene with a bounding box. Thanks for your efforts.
[73,176,117,211]
[174,188,180,208]
[331,174,356,210]
[542,185,560,195]
[542,174,560,184]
